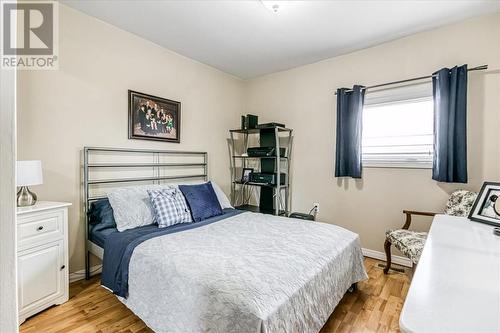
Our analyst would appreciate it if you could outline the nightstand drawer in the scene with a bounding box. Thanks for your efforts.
[18,210,64,248]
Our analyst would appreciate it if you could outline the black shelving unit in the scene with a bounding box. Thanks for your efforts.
[233,180,287,188]
[234,204,286,216]
[229,126,293,216]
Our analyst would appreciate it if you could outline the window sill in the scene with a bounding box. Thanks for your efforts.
[363,162,432,170]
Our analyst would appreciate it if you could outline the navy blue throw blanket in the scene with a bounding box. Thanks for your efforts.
[101,209,243,297]
[432,65,468,183]
[335,85,366,178]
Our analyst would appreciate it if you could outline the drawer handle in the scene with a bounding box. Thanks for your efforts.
[60,265,65,270]
[37,226,44,231]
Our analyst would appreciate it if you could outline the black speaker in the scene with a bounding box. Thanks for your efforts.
[246,114,258,129]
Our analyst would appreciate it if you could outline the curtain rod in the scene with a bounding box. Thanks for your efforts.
[334,65,488,95]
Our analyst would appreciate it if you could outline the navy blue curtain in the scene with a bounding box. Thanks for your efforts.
[335,85,365,178]
[432,65,468,183]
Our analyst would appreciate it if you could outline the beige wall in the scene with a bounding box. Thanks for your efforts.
[244,13,500,253]
[17,5,244,273]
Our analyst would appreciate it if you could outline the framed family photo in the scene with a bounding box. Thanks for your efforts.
[128,90,181,143]
[468,181,500,227]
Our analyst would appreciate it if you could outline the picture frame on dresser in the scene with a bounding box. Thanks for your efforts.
[468,181,500,227]
[128,90,181,143]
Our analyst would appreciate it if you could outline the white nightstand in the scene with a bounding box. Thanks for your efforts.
[17,201,71,324]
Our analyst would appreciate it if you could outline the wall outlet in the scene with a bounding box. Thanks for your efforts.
[313,202,320,213]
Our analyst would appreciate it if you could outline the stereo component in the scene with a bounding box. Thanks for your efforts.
[247,147,286,157]
[249,172,286,185]
[255,122,285,129]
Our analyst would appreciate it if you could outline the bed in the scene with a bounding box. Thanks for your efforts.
[83,147,367,333]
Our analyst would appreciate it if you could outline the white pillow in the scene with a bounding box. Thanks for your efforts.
[108,185,172,232]
[210,182,233,209]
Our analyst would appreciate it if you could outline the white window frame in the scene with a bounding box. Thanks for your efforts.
[362,82,434,169]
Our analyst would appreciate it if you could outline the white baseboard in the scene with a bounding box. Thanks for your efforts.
[69,265,102,283]
[362,248,413,268]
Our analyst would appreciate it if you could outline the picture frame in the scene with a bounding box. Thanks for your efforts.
[128,90,181,143]
[241,168,253,183]
[468,181,500,227]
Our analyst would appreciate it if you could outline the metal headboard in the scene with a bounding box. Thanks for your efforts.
[83,146,208,279]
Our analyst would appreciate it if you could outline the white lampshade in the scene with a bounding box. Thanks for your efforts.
[17,160,43,186]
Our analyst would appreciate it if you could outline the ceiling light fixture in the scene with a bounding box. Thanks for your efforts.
[261,1,284,14]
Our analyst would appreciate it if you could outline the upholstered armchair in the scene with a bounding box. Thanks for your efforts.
[383,189,477,274]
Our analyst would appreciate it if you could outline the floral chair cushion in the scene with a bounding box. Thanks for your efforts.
[444,190,477,217]
[386,229,428,264]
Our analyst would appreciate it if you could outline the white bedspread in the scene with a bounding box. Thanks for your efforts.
[121,212,367,333]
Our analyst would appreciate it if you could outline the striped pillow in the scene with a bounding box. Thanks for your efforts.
[148,188,192,228]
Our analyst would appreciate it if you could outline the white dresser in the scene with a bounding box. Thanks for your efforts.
[400,214,500,332]
[17,201,71,324]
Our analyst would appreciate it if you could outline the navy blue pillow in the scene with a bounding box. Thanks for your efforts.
[179,182,223,222]
[87,198,117,231]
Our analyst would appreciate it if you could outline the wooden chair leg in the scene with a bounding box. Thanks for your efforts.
[383,239,392,274]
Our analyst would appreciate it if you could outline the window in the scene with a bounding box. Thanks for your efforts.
[362,83,433,168]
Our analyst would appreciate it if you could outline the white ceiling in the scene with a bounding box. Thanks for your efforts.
[62,0,500,79]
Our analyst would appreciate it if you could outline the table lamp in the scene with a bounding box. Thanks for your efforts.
[17,160,43,207]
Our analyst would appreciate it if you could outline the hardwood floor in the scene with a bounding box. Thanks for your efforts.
[20,258,410,333]
[320,259,410,333]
